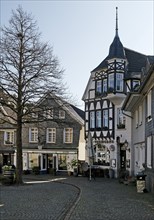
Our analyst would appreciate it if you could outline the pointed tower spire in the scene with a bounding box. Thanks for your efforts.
[116,7,118,36]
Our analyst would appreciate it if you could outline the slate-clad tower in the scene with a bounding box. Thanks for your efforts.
[82,7,153,177]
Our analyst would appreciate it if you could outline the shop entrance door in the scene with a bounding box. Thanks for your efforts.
[120,144,126,170]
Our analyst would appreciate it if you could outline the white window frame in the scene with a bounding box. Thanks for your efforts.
[29,128,38,143]
[46,128,56,143]
[64,128,73,143]
[43,109,53,119]
[59,110,65,119]
[147,136,152,168]
[116,73,123,91]
[4,130,14,145]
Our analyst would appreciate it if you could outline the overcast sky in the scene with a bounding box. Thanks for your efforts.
[1,0,154,109]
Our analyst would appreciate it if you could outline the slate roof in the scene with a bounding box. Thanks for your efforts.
[92,47,154,74]
[108,35,126,60]
[70,105,85,120]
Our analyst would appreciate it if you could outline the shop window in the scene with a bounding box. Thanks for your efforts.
[97,145,110,166]
[58,154,67,170]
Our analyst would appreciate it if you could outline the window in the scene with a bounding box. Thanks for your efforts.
[43,109,53,119]
[31,112,38,118]
[147,136,152,168]
[96,111,101,128]
[90,111,95,129]
[133,80,140,91]
[135,110,139,128]
[147,90,152,121]
[4,131,14,144]
[29,128,38,142]
[108,73,114,90]
[103,79,107,92]
[47,128,56,143]
[97,145,110,166]
[64,128,73,143]
[96,80,102,94]
[116,73,123,91]
[103,110,108,128]
[59,110,65,119]
[117,108,125,128]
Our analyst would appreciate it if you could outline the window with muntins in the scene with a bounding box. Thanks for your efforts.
[90,111,95,129]
[47,128,56,143]
[108,73,114,90]
[64,128,73,143]
[29,128,38,142]
[103,109,108,128]
[116,73,123,91]
[96,110,101,128]
[43,109,53,119]
[103,79,107,92]
[96,80,102,94]
[4,131,14,144]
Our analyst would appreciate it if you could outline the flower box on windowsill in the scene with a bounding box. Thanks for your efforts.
[117,124,125,129]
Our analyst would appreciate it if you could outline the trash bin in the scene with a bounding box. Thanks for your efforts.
[136,172,147,193]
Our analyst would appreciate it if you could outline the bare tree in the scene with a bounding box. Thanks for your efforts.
[0,6,68,184]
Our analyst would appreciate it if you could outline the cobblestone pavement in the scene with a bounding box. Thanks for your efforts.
[0,175,154,220]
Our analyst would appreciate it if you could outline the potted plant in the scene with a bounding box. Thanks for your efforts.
[1,165,16,185]
[67,158,78,177]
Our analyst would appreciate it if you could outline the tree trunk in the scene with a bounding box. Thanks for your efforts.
[16,120,23,184]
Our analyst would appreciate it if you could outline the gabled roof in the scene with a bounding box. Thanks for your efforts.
[37,92,84,125]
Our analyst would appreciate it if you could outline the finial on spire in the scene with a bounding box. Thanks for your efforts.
[116,7,118,36]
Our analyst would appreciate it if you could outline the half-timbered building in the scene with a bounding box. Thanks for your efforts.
[82,8,154,178]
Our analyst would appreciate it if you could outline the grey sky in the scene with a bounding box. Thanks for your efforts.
[1,0,154,109]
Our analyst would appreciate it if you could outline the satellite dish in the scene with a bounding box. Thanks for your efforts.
[82,162,88,171]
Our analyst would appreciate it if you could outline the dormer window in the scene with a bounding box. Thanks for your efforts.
[133,80,140,91]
